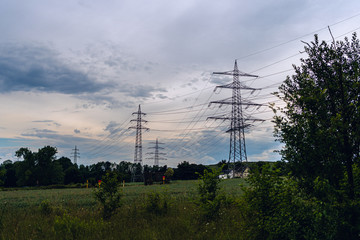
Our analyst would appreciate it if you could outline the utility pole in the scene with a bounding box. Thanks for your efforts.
[129,104,149,181]
[208,60,263,177]
[146,138,166,166]
[71,145,80,165]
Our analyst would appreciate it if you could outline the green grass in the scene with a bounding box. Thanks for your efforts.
[0,179,247,240]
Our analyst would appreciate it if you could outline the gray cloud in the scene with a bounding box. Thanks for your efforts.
[74,129,81,134]
[104,121,123,135]
[22,128,58,138]
[0,43,115,94]
[210,76,232,85]
[76,94,135,109]
[118,84,167,98]
[32,120,61,127]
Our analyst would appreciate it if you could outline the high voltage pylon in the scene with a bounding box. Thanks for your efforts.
[129,104,149,164]
[71,145,80,165]
[129,104,149,181]
[208,60,264,177]
[146,138,166,166]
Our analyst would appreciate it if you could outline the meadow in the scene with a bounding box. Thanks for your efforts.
[0,179,247,240]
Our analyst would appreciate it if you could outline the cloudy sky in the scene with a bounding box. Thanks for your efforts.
[0,0,359,167]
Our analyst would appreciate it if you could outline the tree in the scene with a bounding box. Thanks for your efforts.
[164,167,174,183]
[15,146,64,186]
[273,33,360,198]
[15,148,37,186]
[173,161,208,180]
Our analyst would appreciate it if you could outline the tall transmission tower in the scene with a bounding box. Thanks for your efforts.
[208,60,263,177]
[71,145,80,165]
[129,105,149,181]
[146,138,166,166]
[129,104,149,165]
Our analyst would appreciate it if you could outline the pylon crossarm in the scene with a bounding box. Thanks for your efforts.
[207,116,231,121]
[215,83,259,91]
[129,126,149,130]
[211,100,263,106]
[130,119,147,122]
[225,124,252,132]
[213,71,258,78]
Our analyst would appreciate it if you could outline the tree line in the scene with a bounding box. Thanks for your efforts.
[0,146,217,187]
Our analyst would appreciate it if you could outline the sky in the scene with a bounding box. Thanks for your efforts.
[0,0,359,167]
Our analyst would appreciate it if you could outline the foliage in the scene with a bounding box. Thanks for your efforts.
[39,200,53,215]
[197,167,224,220]
[1,145,211,188]
[53,213,104,240]
[14,146,64,186]
[241,164,342,239]
[174,161,209,180]
[93,172,122,219]
[144,191,170,215]
[143,165,168,185]
[273,33,360,198]
[164,167,174,180]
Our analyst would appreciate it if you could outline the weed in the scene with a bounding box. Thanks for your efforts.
[53,213,104,240]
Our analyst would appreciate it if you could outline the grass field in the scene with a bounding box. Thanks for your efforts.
[0,179,247,240]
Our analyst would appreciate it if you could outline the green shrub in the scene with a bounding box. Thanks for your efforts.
[145,191,170,215]
[93,172,122,219]
[39,200,53,215]
[240,164,343,239]
[197,168,224,220]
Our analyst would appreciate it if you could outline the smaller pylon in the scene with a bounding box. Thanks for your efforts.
[71,146,80,165]
[146,138,166,166]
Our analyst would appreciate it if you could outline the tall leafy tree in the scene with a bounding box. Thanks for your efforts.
[15,146,64,186]
[273,33,360,198]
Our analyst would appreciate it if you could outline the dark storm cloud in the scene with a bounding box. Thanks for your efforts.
[0,43,115,94]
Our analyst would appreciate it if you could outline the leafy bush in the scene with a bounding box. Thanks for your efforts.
[240,164,347,239]
[93,172,122,219]
[39,200,53,215]
[197,168,224,220]
[145,191,170,215]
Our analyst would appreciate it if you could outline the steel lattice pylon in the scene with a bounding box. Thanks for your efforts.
[146,138,166,166]
[208,60,263,177]
[129,104,149,165]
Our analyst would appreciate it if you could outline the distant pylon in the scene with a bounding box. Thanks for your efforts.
[71,145,80,165]
[129,104,149,165]
[146,138,166,166]
[208,60,264,177]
